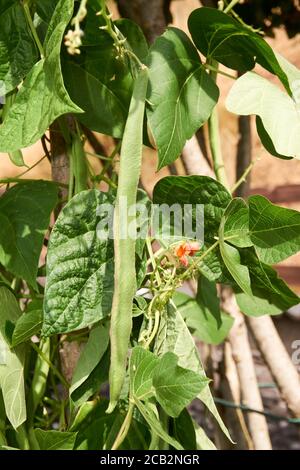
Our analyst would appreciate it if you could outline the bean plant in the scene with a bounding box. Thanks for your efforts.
[0,0,299,451]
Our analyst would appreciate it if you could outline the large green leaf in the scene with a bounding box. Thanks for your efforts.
[226,71,300,160]
[153,175,231,245]
[188,7,289,90]
[0,2,38,94]
[35,0,59,23]
[70,322,110,396]
[223,198,252,248]
[63,17,148,138]
[71,399,149,450]
[0,181,59,289]
[173,283,233,345]
[0,286,26,429]
[153,352,207,418]
[130,347,159,401]
[130,347,206,418]
[147,28,219,169]
[256,117,293,160]
[154,302,232,441]
[135,400,183,450]
[34,429,77,450]
[172,409,196,450]
[195,424,216,450]
[219,214,252,296]
[42,190,114,336]
[249,195,300,264]
[71,349,110,407]
[235,248,299,316]
[0,0,81,153]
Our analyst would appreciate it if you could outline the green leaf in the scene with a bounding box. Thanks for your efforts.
[172,409,196,450]
[63,18,148,138]
[195,424,216,450]
[42,190,114,336]
[34,429,77,450]
[147,28,219,169]
[226,71,300,160]
[256,117,293,160]
[223,198,253,248]
[0,181,59,289]
[35,0,59,23]
[173,285,233,345]
[0,286,26,429]
[249,195,300,264]
[7,151,26,167]
[12,309,43,347]
[219,242,252,296]
[71,400,117,450]
[235,248,299,316]
[153,352,207,418]
[62,60,127,138]
[135,400,183,450]
[188,7,289,90]
[130,347,159,401]
[153,175,231,245]
[70,322,110,396]
[219,215,252,296]
[154,302,232,442]
[71,349,110,408]
[0,2,38,94]
[71,399,150,450]
[0,0,82,153]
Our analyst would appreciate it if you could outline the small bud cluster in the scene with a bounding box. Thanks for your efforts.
[64,0,87,55]
[64,28,84,55]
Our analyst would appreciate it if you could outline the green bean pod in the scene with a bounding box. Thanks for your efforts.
[72,128,88,194]
[107,66,149,413]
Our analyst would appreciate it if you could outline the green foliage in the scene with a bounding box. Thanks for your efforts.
[147,28,219,169]
[173,279,234,345]
[63,18,148,137]
[43,190,115,336]
[12,309,43,348]
[70,322,110,396]
[0,181,59,289]
[188,7,289,90]
[249,195,300,264]
[0,2,38,94]
[0,0,81,153]
[226,71,300,160]
[0,286,26,429]
[34,429,77,450]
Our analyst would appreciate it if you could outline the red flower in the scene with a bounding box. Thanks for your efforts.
[174,241,200,267]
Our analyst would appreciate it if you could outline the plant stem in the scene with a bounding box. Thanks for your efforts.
[15,424,30,450]
[0,177,68,188]
[68,152,74,201]
[0,155,47,189]
[204,64,236,80]
[111,401,135,450]
[23,2,45,59]
[30,342,69,389]
[146,238,161,286]
[224,0,241,14]
[144,309,160,349]
[208,106,229,188]
[231,157,259,194]
[206,58,229,189]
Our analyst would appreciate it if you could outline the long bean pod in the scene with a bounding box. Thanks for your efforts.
[107,66,149,413]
